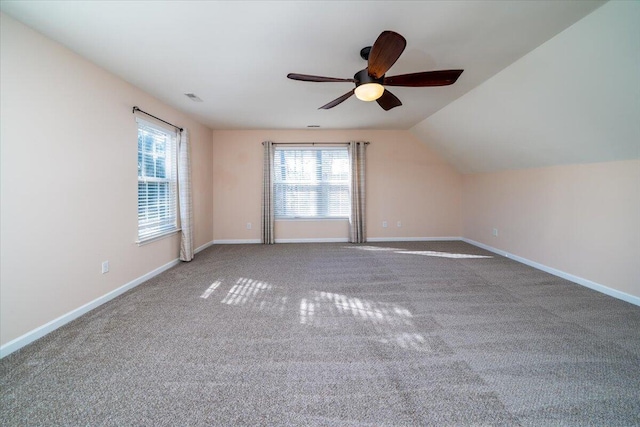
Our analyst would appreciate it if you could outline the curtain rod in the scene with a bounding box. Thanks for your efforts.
[132,106,183,132]
[262,142,369,145]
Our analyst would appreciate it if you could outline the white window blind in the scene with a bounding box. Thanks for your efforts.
[274,147,350,219]
[137,119,178,242]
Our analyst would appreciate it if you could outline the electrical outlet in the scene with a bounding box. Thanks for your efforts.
[492,228,498,237]
[382,221,388,228]
[397,221,402,228]
[101,261,109,274]
[246,222,252,230]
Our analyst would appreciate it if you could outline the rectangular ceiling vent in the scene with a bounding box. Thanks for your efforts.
[185,93,203,102]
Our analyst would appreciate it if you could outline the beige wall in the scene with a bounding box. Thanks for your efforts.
[212,130,462,242]
[0,14,213,346]
[463,160,640,298]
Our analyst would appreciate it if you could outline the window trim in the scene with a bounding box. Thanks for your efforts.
[135,117,179,244]
[135,227,181,246]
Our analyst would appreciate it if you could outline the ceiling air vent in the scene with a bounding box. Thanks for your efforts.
[185,93,203,102]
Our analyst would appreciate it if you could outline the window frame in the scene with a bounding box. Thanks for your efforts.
[273,146,351,220]
[135,117,179,244]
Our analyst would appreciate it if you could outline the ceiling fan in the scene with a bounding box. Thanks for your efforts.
[287,30,463,111]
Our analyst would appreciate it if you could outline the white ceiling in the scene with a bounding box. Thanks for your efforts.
[1,1,605,130]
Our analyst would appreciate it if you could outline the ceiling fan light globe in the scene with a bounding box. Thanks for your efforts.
[355,83,384,102]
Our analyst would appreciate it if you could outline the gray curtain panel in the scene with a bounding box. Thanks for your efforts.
[178,129,194,261]
[261,141,275,244]
[349,141,367,243]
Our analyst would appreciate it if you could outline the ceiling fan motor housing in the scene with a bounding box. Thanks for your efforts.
[354,68,383,87]
[354,69,385,102]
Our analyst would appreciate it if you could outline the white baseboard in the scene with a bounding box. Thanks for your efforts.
[275,237,349,243]
[462,238,640,307]
[367,236,461,242]
[213,239,261,244]
[194,240,215,253]
[214,238,349,244]
[214,237,463,244]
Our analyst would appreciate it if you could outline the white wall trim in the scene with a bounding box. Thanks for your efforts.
[214,237,464,244]
[213,239,261,244]
[275,237,349,243]
[462,238,640,307]
[0,257,181,358]
[367,236,462,242]
[194,240,215,253]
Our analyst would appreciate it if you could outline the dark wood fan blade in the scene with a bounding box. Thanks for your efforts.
[319,90,355,109]
[367,31,407,79]
[288,73,355,83]
[376,89,402,111]
[383,70,464,87]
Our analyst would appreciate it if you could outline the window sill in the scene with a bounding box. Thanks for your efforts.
[136,228,181,246]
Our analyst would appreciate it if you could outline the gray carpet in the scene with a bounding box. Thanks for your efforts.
[1,241,639,426]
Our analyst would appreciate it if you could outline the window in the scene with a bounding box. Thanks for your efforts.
[274,147,350,219]
[137,118,178,242]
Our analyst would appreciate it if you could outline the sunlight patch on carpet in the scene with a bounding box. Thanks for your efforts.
[396,250,493,259]
[296,290,446,352]
[221,277,272,306]
[345,245,492,259]
[220,277,289,315]
[200,280,222,299]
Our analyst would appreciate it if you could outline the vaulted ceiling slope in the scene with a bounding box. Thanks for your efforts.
[0,1,604,130]
[410,0,640,174]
